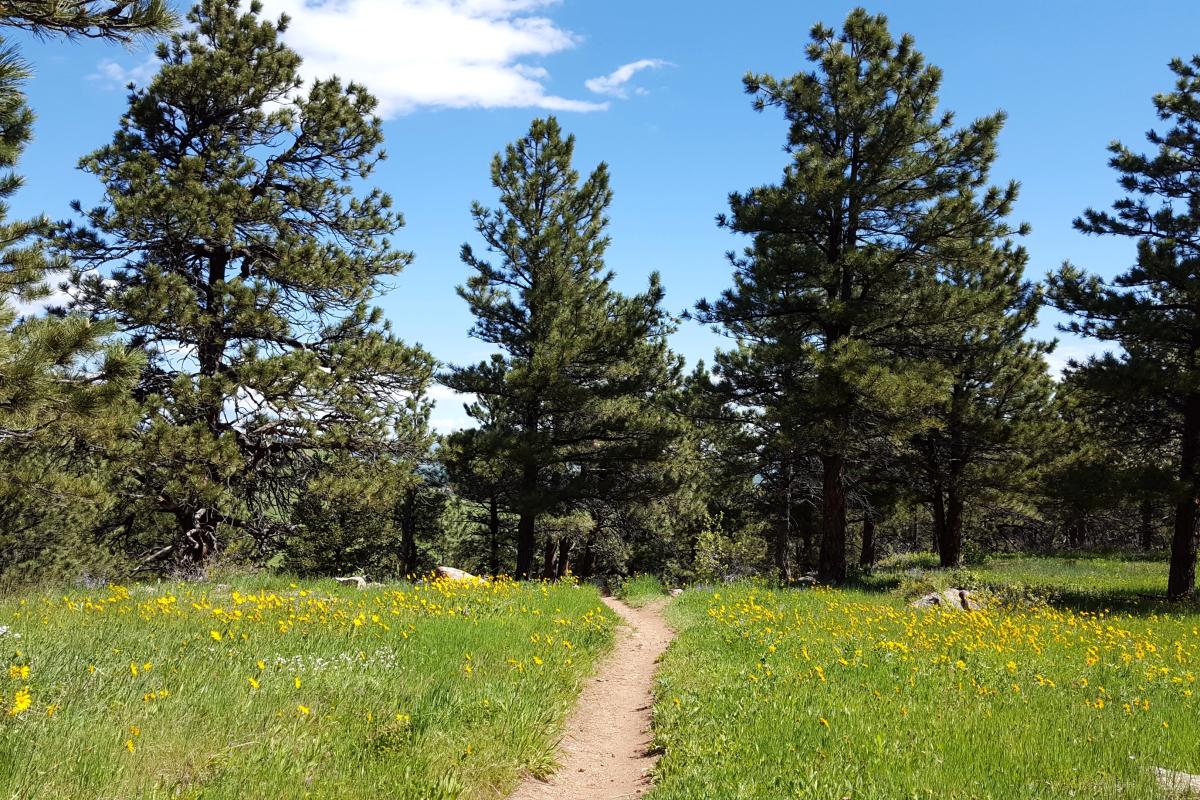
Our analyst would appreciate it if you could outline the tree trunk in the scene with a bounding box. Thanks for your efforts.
[939,489,964,568]
[1168,397,1200,599]
[198,247,229,434]
[579,531,596,578]
[941,394,966,568]
[1067,516,1086,549]
[1140,498,1155,551]
[800,508,814,562]
[515,513,535,579]
[774,458,793,583]
[931,489,946,557]
[817,453,846,583]
[515,460,538,578]
[400,488,417,575]
[555,538,571,578]
[859,514,876,568]
[185,248,230,559]
[487,494,500,576]
[541,536,557,580]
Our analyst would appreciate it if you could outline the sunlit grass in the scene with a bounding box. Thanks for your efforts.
[864,553,1173,611]
[651,581,1199,799]
[973,555,1169,600]
[616,574,667,607]
[0,576,615,799]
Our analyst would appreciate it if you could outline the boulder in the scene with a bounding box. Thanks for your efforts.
[435,566,478,581]
[912,588,981,611]
[334,575,368,590]
[669,588,684,597]
[1155,768,1200,798]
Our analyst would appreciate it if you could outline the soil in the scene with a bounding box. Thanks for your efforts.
[507,595,675,800]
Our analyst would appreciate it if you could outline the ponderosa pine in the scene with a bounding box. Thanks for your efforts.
[0,3,163,583]
[62,0,433,565]
[445,117,681,578]
[700,8,1023,582]
[909,257,1055,568]
[1051,54,1200,599]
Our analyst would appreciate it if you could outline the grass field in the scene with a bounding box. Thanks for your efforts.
[616,574,668,607]
[652,575,1199,799]
[864,553,1173,611]
[0,576,615,800]
[971,555,1169,604]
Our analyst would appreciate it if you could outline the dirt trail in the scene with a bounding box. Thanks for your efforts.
[508,595,674,800]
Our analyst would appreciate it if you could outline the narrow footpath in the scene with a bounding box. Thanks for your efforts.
[508,595,675,800]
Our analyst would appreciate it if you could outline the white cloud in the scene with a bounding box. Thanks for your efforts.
[1044,338,1107,379]
[253,0,607,116]
[4,270,75,318]
[89,56,158,89]
[585,58,669,99]
[427,383,477,433]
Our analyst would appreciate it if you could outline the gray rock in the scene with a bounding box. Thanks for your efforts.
[434,566,478,581]
[912,588,981,611]
[669,588,684,597]
[334,575,368,590]
[1154,768,1200,798]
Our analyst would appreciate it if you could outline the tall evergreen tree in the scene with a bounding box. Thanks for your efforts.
[699,8,1023,582]
[445,117,682,578]
[1051,54,1200,597]
[442,399,515,576]
[701,340,812,582]
[62,0,434,565]
[0,4,166,584]
[907,257,1055,567]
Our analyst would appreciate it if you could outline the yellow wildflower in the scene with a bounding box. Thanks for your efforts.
[7,687,31,716]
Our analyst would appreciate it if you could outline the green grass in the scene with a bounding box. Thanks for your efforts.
[0,576,616,799]
[616,573,667,607]
[651,576,1199,799]
[973,554,1169,601]
[865,553,1174,612]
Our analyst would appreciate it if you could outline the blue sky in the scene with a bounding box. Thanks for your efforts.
[9,0,1200,429]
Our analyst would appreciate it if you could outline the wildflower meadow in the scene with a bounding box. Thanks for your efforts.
[651,575,1199,799]
[0,576,614,799]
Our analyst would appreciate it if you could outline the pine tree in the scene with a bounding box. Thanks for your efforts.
[907,254,1056,567]
[0,5,164,583]
[1042,375,1174,551]
[698,8,1023,582]
[0,1,174,40]
[442,398,515,576]
[0,0,168,444]
[445,117,682,578]
[702,341,812,582]
[1050,54,1200,599]
[61,0,434,565]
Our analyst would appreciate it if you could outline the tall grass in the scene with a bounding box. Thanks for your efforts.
[651,582,1198,799]
[865,553,1174,611]
[616,574,667,607]
[0,576,615,799]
